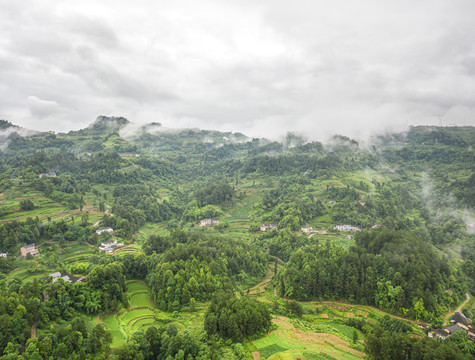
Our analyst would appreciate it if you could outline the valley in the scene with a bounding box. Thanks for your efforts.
[0,118,474,359]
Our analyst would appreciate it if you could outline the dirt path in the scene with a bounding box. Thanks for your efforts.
[31,319,37,338]
[31,291,49,339]
[270,254,285,264]
[443,293,470,325]
[251,351,261,360]
[248,265,275,295]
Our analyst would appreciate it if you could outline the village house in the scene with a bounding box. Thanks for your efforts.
[20,244,39,257]
[435,324,463,340]
[198,219,220,227]
[453,311,470,326]
[260,223,278,232]
[328,200,336,204]
[334,224,362,232]
[371,222,384,229]
[0,252,7,258]
[99,240,124,253]
[301,226,313,233]
[39,172,56,178]
[358,200,366,206]
[49,272,71,283]
[96,227,113,235]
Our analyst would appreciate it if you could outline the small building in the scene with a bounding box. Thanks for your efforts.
[328,200,336,204]
[0,252,7,258]
[198,219,220,227]
[96,227,113,235]
[358,201,366,206]
[49,272,62,280]
[371,222,384,229]
[333,224,362,232]
[301,226,313,233]
[260,223,278,232]
[53,275,71,283]
[345,235,352,239]
[39,172,56,178]
[435,324,463,340]
[49,272,71,283]
[20,244,39,257]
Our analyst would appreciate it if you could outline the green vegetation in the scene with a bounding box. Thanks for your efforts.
[0,120,474,359]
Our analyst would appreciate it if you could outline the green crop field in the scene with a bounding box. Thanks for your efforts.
[102,315,125,348]
[101,280,161,347]
[252,317,365,360]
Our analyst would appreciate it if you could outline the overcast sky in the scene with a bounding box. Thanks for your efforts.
[1,0,474,139]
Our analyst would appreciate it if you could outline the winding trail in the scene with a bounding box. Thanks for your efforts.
[248,265,275,295]
[31,291,48,339]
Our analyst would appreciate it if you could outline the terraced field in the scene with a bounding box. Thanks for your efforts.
[252,317,365,360]
[101,280,160,347]
[113,244,143,256]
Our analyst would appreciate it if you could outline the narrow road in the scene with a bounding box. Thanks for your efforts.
[443,293,471,326]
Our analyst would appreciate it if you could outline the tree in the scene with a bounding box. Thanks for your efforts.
[20,200,35,211]
[286,301,304,318]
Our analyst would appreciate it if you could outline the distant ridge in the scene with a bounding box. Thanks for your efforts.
[0,120,19,130]
[88,115,130,132]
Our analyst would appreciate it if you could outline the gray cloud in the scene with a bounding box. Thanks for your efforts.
[0,0,474,138]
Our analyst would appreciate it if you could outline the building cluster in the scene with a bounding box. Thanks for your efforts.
[432,312,475,341]
[48,272,86,284]
[96,227,114,235]
[0,252,7,258]
[198,219,220,227]
[260,223,278,232]
[49,272,71,283]
[38,173,56,178]
[333,224,362,232]
[99,240,124,253]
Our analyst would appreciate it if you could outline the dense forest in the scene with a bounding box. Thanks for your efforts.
[0,117,474,359]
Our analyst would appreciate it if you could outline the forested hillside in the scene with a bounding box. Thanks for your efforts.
[0,118,474,359]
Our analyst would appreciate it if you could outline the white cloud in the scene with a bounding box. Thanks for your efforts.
[28,96,61,118]
[0,0,474,139]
